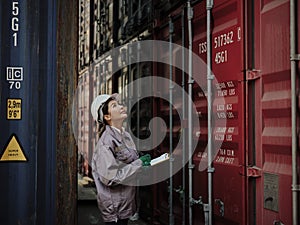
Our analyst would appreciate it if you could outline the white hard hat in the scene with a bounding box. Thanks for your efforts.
[91,93,119,122]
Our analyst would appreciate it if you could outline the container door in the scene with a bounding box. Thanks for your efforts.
[153,10,188,225]
[251,1,299,224]
[193,0,246,224]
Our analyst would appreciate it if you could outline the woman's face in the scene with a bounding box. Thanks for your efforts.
[105,99,127,123]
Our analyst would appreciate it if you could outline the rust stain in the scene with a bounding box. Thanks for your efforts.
[56,0,78,225]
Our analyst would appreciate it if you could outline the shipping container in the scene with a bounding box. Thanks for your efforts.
[75,0,300,224]
[0,0,79,225]
[151,0,300,225]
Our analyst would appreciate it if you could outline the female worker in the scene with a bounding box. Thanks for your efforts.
[91,93,151,225]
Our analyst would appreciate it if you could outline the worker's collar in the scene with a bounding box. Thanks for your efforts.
[111,126,125,135]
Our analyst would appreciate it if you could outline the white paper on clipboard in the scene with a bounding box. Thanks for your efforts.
[150,153,170,166]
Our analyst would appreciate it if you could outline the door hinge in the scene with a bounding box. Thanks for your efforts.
[239,165,262,177]
[246,69,261,80]
[246,166,262,178]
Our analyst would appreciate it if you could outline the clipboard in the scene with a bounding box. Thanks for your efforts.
[150,153,170,166]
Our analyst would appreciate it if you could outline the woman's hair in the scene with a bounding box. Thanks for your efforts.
[97,96,115,137]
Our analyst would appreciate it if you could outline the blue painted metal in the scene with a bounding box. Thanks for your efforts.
[0,0,57,224]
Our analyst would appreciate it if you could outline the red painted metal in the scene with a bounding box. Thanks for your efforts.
[251,1,299,224]
[152,9,188,225]
[192,0,246,224]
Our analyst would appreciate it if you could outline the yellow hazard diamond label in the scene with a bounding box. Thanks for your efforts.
[7,98,22,120]
[0,134,27,161]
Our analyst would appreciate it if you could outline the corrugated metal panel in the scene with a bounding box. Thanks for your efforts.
[152,9,188,225]
[0,0,57,224]
[253,1,297,224]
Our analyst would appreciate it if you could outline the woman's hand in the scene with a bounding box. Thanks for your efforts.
[139,154,151,167]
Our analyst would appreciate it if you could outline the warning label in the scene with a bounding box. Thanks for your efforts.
[7,98,22,120]
[0,134,27,161]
